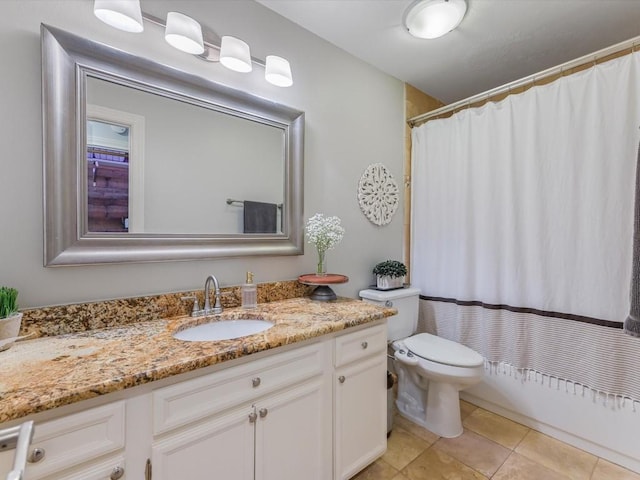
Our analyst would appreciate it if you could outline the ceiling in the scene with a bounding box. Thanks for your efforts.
[257,0,640,104]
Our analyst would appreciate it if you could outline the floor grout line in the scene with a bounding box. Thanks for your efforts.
[512,426,530,451]
[490,449,516,479]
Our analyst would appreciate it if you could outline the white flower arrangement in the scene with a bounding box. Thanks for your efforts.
[305,213,345,275]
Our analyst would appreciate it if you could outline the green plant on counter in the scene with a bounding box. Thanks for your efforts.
[0,286,19,319]
[372,260,407,278]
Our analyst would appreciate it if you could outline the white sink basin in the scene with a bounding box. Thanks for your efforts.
[174,319,273,341]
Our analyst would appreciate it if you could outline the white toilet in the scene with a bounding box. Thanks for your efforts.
[360,287,484,438]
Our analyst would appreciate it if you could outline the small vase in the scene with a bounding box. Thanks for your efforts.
[316,248,327,276]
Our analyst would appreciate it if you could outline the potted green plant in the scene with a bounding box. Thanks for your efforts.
[373,260,407,290]
[0,286,22,351]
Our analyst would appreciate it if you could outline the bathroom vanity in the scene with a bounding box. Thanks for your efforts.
[0,297,393,480]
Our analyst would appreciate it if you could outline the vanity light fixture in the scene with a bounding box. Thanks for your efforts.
[219,36,253,73]
[164,12,205,55]
[265,55,293,88]
[93,0,144,33]
[403,0,467,39]
[92,0,294,86]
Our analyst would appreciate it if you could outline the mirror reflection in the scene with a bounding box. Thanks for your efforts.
[86,77,285,235]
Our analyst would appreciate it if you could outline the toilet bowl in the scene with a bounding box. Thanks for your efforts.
[393,334,483,438]
[359,288,484,438]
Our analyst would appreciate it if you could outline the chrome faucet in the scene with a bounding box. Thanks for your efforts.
[203,274,223,315]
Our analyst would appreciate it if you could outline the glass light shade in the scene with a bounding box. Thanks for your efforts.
[165,12,205,55]
[265,55,293,87]
[94,0,143,33]
[404,0,467,39]
[219,36,253,73]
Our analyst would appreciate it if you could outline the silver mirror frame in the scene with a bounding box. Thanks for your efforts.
[41,24,304,266]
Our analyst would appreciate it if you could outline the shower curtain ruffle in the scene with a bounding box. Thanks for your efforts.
[484,361,640,412]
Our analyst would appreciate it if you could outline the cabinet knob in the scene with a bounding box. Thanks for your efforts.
[259,408,268,418]
[248,411,257,423]
[252,377,261,388]
[110,466,125,480]
[338,375,346,383]
[385,300,393,307]
[361,341,368,349]
[28,447,45,463]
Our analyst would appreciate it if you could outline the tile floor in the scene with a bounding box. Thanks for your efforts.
[353,400,640,480]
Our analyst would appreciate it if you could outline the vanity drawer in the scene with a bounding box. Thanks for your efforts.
[38,454,125,480]
[153,342,326,435]
[334,324,387,367]
[24,402,125,480]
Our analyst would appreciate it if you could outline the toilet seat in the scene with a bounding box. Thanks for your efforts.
[404,333,484,368]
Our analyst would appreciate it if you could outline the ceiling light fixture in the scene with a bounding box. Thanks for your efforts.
[164,12,205,55]
[403,0,467,39]
[93,0,144,33]
[92,0,293,87]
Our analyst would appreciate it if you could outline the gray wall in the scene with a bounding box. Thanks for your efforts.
[0,0,405,308]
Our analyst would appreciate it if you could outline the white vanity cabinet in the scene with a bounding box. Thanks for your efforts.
[0,320,388,480]
[333,323,388,480]
[150,341,332,480]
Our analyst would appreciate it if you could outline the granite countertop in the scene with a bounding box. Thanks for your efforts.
[0,297,395,424]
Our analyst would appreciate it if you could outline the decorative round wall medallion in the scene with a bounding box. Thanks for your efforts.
[358,163,399,226]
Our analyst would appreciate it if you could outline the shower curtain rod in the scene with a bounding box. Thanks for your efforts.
[408,34,640,128]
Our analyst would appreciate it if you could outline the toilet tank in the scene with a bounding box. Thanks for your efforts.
[359,287,420,342]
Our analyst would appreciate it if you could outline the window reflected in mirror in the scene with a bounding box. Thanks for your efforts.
[86,122,130,233]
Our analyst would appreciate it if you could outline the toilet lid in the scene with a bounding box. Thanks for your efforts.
[404,333,484,367]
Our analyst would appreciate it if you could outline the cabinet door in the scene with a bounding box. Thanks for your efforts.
[255,378,331,480]
[151,406,254,480]
[334,354,387,480]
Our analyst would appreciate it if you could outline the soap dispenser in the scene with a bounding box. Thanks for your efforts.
[242,271,257,309]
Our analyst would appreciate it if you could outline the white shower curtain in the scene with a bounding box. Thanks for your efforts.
[411,52,640,401]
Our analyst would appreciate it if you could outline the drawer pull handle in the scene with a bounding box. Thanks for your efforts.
[252,377,261,387]
[338,375,346,383]
[361,341,368,349]
[28,447,45,463]
[110,466,125,480]
[259,408,268,418]
[249,411,257,423]
[385,300,393,307]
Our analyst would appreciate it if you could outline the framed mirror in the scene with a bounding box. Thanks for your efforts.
[42,24,304,266]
